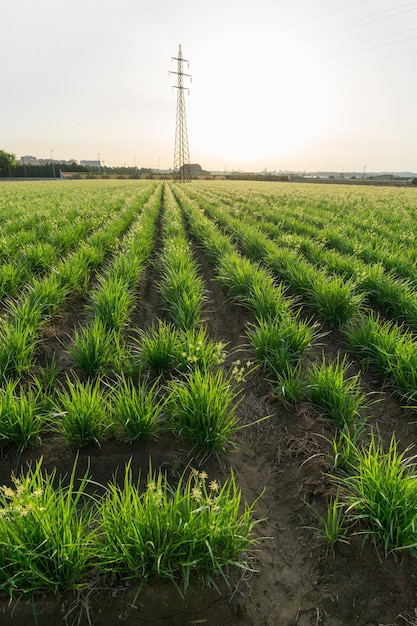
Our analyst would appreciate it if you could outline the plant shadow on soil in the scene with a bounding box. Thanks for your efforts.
[1,259,417,625]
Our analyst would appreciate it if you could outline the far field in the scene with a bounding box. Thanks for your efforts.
[0,179,417,625]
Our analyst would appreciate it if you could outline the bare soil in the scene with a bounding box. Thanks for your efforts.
[1,244,417,626]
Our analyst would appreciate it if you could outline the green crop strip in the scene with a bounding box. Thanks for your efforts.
[158,185,205,331]
[69,184,162,376]
[0,458,262,598]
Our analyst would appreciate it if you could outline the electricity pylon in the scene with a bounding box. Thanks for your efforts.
[170,45,191,182]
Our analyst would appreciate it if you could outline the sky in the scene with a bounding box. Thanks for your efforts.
[2,0,417,173]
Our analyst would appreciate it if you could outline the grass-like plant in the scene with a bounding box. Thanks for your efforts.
[216,252,288,320]
[161,277,204,330]
[0,459,96,596]
[0,263,26,299]
[98,463,260,590]
[134,322,227,375]
[113,376,165,442]
[340,433,417,555]
[168,368,241,453]
[344,313,399,375]
[159,244,205,332]
[312,491,349,550]
[0,319,40,379]
[311,274,362,329]
[134,320,179,374]
[273,362,306,405]
[55,257,91,292]
[248,314,316,376]
[111,253,143,288]
[23,274,69,318]
[90,275,134,332]
[21,242,57,275]
[53,376,110,447]
[321,493,349,547]
[69,320,116,376]
[345,313,417,403]
[306,355,366,428]
[266,249,361,330]
[267,248,316,296]
[247,279,291,322]
[8,297,44,328]
[175,326,227,372]
[330,424,363,473]
[360,265,417,331]
[0,381,44,450]
[31,360,62,413]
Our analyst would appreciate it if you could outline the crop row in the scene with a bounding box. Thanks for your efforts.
[0,457,258,597]
[219,197,417,330]
[174,181,417,556]
[0,183,249,456]
[0,181,155,300]
[2,178,417,603]
[180,182,417,407]
[68,184,162,378]
[0,185,158,380]
[172,185,369,435]
[0,181,266,603]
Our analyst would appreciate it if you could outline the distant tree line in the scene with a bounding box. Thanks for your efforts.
[1,161,89,178]
[81,165,154,178]
[227,173,290,182]
[0,149,16,176]
[0,149,154,178]
[0,162,155,179]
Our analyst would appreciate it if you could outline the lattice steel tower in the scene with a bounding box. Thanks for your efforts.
[171,45,192,182]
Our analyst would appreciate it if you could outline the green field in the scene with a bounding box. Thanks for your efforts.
[1,178,417,624]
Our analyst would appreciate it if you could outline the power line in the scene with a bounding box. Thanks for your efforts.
[294,29,417,66]
[282,1,417,48]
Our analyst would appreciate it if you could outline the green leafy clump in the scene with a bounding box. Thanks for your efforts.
[330,424,363,474]
[159,240,206,332]
[69,319,116,376]
[0,457,263,599]
[306,355,366,428]
[113,376,166,443]
[0,381,45,450]
[134,320,177,374]
[53,376,110,448]
[310,274,362,329]
[345,313,417,403]
[98,464,261,589]
[90,275,135,332]
[314,491,349,549]
[167,368,241,453]
[135,322,227,375]
[340,434,417,556]
[174,326,227,372]
[248,314,316,376]
[0,319,40,379]
[216,251,288,321]
[273,362,306,406]
[0,460,95,596]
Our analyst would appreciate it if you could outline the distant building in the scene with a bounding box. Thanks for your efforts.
[184,164,210,176]
[368,174,395,181]
[20,155,38,164]
[80,160,100,168]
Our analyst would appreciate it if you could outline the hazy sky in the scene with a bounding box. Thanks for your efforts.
[2,0,416,172]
